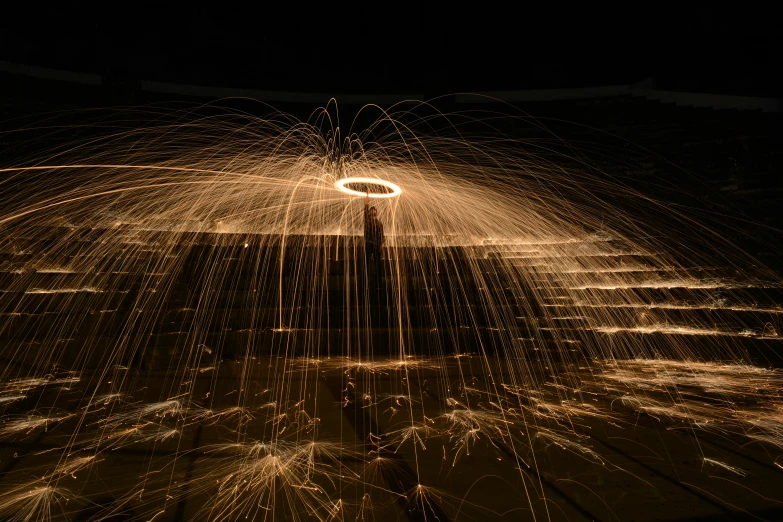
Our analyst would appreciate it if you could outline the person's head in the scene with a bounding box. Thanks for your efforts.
[369,206,378,217]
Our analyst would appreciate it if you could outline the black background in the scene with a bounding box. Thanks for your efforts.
[1,5,780,96]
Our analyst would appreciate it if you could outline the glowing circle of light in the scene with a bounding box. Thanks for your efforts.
[335,177,402,198]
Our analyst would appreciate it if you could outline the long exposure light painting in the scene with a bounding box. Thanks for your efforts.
[0,102,780,521]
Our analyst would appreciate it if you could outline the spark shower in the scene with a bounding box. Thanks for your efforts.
[0,101,781,521]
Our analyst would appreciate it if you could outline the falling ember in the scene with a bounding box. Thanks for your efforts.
[0,102,781,520]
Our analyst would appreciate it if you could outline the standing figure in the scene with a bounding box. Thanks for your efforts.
[364,192,384,282]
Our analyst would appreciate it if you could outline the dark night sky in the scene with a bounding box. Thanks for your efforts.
[0,5,780,97]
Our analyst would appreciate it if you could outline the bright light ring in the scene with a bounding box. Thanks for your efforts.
[335,177,402,198]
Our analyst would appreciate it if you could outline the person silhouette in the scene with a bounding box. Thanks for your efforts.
[364,192,384,284]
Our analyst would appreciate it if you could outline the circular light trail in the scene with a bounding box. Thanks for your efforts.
[335,177,402,198]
